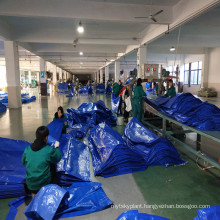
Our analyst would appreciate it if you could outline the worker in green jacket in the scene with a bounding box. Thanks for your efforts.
[134,78,146,121]
[22,126,61,194]
[53,106,68,134]
[164,79,176,97]
[113,82,120,97]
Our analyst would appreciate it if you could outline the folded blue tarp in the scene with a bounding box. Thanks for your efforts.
[111,93,120,113]
[96,83,106,93]
[145,93,220,131]
[194,205,220,220]
[79,86,89,94]
[0,95,36,107]
[24,182,113,219]
[57,134,91,185]
[58,82,68,90]
[117,210,170,220]
[123,118,186,167]
[0,102,6,113]
[0,138,30,198]
[68,123,89,139]
[88,123,147,177]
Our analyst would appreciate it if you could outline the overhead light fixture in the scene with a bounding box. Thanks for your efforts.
[110,59,114,62]
[77,21,84,33]
[170,46,175,52]
[79,51,83,56]
[80,62,83,64]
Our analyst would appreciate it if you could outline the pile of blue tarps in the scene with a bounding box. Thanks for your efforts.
[66,100,117,139]
[145,93,220,131]
[194,205,220,220]
[0,94,36,107]
[0,138,30,199]
[79,86,89,94]
[58,82,68,90]
[0,102,6,113]
[111,93,120,113]
[66,86,74,97]
[24,182,113,219]
[88,118,186,177]
[88,84,93,94]
[57,134,91,185]
[96,83,106,93]
[117,210,169,220]
[123,118,186,167]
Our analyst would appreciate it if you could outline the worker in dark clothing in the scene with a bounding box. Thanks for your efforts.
[122,83,130,122]
[22,126,61,195]
[165,79,176,97]
[53,106,68,134]
[134,78,146,121]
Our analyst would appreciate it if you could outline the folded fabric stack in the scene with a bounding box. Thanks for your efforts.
[145,93,220,131]
[96,83,105,93]
[88,119,186,178]
[79,86,88,94]
[0,138,30,198]
[57,134,91,186]
[24,182,113,219]
[123,118,187,167]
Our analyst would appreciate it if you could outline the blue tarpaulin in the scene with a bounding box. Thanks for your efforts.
[194,205,220,220]
[79,86,89,94]
[66,86,74,97]
[88,84,93,94]
[57,134,91,185]
[117,210,170,220]
[123,118,187,167]
[88,119,186,178]
[0,102,6,113]
[111,93,120,113]
[24,182,113,219]
[96,83,106,93]
[144,93,220,131]
[68,123,89,139]
[58,82,68,90]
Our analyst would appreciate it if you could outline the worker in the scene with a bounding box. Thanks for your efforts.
[134,78,146,121]
[122,83,130,122]
[53,106,68,134]
[112,81,120,97]
[21,126,61,195]
[164,79,176,97]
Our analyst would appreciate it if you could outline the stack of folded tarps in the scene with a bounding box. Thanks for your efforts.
[24,182,113,219]
[79,86,88,94]
[66,86,74,97]
[58,82,68,94]
[88,119,186,178]
[0,138,30,198]
[123,118,186,167]
[57,134,91,186]
[96,83,105,93]
[67,100,117,138]
[144,93,220,131]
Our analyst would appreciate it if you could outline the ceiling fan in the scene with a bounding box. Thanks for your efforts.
[135,9,164,22]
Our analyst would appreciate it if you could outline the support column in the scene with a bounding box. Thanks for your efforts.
[96,71,99,83]
[100,69,103,83]
[40,57,47,95]
[4,41,22,108]
[105,65,109,85]
[137,46,147,78]
[28,70,32,85]
[202,49,209,88]
[114,61,120,82]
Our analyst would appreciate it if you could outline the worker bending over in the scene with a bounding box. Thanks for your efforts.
[53,106,68,134]
[22,126,61,195]
[134,78,146,121]
[165,79,176,97]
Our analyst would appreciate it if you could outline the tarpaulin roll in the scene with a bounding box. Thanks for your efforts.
[194,205,220,220]
[57,134,91,184]
[117,210,170,220]
[24,184,69,220]
[123,118,186,167]
[144,93,220,131]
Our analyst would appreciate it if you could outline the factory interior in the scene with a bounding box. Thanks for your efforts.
[0,0,220,220]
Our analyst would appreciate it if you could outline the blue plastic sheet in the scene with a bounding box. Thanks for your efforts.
[0,138,31,198]
[111,93,120,113]
[117,210,170,220]
[79,86,89,94]
[88,84,93,94]
[123,118,186,167]
[0,95,36,107]
[66,86,74,97]
[58,82,68,90]
[68,123,89,139]
[96,83,106,93]
[145,93,220,131]
[24,184,69,220]
[0,102,6,113]
[194,205,220,220]
[88,123,147,177]
[57,134,91,184]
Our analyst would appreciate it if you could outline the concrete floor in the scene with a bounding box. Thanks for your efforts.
[0,89,220,220]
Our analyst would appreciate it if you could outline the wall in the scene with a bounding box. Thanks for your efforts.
[208,47,220,96]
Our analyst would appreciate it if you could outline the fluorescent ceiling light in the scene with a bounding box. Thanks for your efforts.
[77,21,84,33]
[170,46,175,52]
[79,52,83,56]
[80,62,83,64]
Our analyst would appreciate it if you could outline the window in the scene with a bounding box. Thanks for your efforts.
[184,61,202,86]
